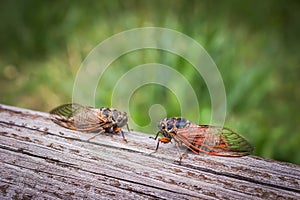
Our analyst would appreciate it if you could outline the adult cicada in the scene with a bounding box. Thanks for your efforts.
[151,117,254,162]
[50,103,129,141]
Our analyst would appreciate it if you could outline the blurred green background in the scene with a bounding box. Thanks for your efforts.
[0,0,299,165]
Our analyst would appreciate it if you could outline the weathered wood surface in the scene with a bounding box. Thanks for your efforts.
[0,104,299,200]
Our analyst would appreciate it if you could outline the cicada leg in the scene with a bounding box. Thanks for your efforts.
[87,128,105,141]
[120,130,127,143]
[174,141,188,164]
[149,132,173,156]
[150,137,171,154]
[126,123,131,132]
[149,131,160,141]
[157,137,171,149]
[112,127,127,143]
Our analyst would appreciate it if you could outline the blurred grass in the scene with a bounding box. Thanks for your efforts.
[0,0,299,165]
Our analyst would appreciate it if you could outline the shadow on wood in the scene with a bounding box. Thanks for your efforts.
[0,104,299,199]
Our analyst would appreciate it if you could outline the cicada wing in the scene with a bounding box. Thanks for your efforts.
[218,127,254,156]
[176,125,254,156]
[50,103,107,132]
[50,103,86,118]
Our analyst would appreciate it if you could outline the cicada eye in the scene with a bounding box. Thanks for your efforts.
[161,123,165,129]
[117,117,122,122]
[116,113,128,127]
[102,108,110,117]
[167,123,173,131]
[176,117,187,128]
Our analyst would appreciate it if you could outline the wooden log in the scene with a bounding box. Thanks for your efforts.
[0,104,299,199]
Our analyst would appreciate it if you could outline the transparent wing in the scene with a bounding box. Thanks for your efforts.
[175,125,254,156]
[50,103,108,132]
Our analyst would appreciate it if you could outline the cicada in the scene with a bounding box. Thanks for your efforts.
[50,103,129,141]
[151,117,254,162]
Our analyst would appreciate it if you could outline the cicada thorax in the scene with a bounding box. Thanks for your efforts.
[50,103,129,141]
[154,117,254,162]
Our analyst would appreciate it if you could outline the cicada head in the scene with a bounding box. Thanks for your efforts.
[158,117,191,138]
[111,109,128,128]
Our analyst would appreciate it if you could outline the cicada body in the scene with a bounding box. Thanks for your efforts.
[152,117,254,162]
[50,103,129,141]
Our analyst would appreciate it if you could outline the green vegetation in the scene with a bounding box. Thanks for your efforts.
[0,0,299,165]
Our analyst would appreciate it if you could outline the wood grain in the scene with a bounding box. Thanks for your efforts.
[0,104,299,199]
